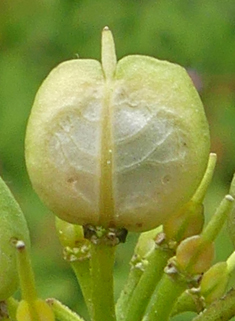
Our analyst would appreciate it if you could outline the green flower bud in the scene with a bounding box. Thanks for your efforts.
[55,217,90,261]
[0,177,30,300]
[200,262,228,304]
[134,226,162,260]
[25,27,210,232]
[16,299,55,321]
[164,201,204,243]
[175,235,214,275]
[55,217,85,249]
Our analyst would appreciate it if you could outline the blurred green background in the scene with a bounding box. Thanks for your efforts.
[1,0,235,320]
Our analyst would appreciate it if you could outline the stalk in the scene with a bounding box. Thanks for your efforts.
[90,241,116,321]
[192,288,235,321]
[116,262,143,321]
[142,273,188,321]
[124,246,173,321]
[71,260,93,319]
[46,298,86,321]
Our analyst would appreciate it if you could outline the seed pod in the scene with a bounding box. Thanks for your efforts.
[0,177,30,300]
[25,28,210,232]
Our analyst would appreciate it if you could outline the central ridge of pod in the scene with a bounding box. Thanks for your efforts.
[99,27,117,226]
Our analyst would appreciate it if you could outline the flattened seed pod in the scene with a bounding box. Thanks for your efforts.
[25,28,210,232]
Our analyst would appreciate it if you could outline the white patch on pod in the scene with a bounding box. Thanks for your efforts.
[25,53,210,232]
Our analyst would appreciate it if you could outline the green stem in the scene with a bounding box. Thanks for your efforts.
[116,227,162,321]
[226,251,235,275]
[201,195,234,243]
[15,240,41,321]
[90,242,116,321]
[15,241,37,302]
[229,173,235,197]
[171,290,204,316]
[116,259,144,321]
[192,153,217,203]
[46,298,86,321]
[71,260,93,319]
[0,299,16,321]
[142,273,188,321]
[6,297,19,321]
[192,288,235,321]
[124,247,173,321]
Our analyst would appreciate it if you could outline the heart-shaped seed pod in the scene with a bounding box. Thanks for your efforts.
[0,177,30,300]
[25,27,210,232]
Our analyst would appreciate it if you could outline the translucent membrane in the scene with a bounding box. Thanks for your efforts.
[25,28,210,232]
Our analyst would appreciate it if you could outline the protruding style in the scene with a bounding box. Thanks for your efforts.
[101,27,117,80]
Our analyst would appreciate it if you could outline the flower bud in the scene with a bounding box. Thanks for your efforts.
[175,235,214,275]
[164,201,204,243]
[16,299,55,321]
[200,262,228,304]
[55,217,90,261]
[25,27,210,232]
[0,177,30,300]
[134,226,162,260]
[55,217,85,249]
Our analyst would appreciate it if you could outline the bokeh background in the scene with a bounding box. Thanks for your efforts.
[1,1,235,320]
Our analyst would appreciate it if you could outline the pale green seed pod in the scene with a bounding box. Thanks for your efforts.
[0,177,30,300]
[25,27,210,232]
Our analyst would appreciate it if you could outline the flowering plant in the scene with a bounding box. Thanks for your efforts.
[1,28,235,321]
